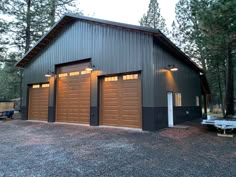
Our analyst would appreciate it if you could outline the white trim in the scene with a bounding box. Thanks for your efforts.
[167,92,174,127]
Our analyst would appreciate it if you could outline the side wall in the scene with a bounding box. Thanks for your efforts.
[21,20,155,130]
[152,39,202,129]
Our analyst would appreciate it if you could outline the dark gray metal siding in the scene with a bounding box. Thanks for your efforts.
[22,20,154,109]
[153,39,201,107]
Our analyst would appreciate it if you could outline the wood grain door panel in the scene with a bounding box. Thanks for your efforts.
[28,86,49,121]
[56,62,91,124]
[101,74,142,128]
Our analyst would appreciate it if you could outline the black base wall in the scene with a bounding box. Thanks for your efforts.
[21,106,28,120]
[48,106,55,122]
[142,107,168,131]
[142,106,202,131]
[90,106,99,126]
[173,106,202,125]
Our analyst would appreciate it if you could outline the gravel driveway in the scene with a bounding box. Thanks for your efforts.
[0,120,235,177]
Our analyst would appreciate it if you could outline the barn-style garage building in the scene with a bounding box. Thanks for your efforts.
[16,14,209,131]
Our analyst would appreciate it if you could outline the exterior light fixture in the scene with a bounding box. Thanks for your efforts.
[85,64,95,71]
[167,64,178,72]
[45,70,55,77]
[170,67,178,72]
[200,72,204,75]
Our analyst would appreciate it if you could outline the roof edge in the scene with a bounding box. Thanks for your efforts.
[16,14,203,74]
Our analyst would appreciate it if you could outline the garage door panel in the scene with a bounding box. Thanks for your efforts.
[28,86,49,121]
[103,110,120,115]
[121,93,140,98]
[102,118,120,124]
[121,101,140,105]
[101,74,141,128]
[56,63,91,124]
[121,110,139,115]
[103,99,119,103]
[103,94,120,99]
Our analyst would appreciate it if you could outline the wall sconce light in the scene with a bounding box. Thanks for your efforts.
[85,64,95,71]
[45,70,55,77]
[167,64,178,72]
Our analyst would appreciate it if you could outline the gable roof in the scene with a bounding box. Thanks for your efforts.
[16,14,202,74]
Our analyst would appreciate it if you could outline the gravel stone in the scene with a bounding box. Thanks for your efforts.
[0,120,235,177]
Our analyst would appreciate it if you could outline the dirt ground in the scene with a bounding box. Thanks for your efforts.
[0,120,235,177]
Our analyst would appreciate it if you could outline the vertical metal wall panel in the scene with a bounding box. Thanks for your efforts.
[22,20,154,108]
[153,40,201,107]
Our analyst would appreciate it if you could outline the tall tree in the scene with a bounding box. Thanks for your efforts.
[0,53,21,100]
[194,0,236,115]
[1,0,81,54]
[0,0,82,100]
[46,0,81,27]
[173,0,235,116]
[140,0,169,36]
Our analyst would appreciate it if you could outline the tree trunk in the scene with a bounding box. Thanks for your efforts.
[216,62,225,117]
[25,0,31,53]
[225,43,235,116]
[49,0,56,27]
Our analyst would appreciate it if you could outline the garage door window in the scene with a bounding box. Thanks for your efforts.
[123,74,138,80]
[59,73,68,78]
[32,84,40,88]
[81,70,91,75]
[69,71,80,76]
[42,84,49,88]
[105,76,118,82]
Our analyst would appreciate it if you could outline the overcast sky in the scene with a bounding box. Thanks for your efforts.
[79,0,179,29]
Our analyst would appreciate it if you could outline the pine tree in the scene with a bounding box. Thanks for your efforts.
[171,21,182,48]
[0,53,21,100]
[0,0,82,100]
[1,0,81,54]
[194,0,236,116]
[174,0,236,116]
[140,0,169,36]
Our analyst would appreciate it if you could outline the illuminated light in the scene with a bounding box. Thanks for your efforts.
[42,84,49,88]
[123,74,139,80]
[85,67,93,71]
[45,70,54,77]
[32,85,40,88]
[45,73,52,77]
[200,72,203,75]
[166,64,178,72]
[170,67,178,72]
[81,70,91,75]
[69,71,80,76]
[58,73,68,78]
[105,76,118,82]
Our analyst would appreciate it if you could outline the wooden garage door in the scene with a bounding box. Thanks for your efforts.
[28,84,49,121]
[100,74,142,128]
[56,62,91,123]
